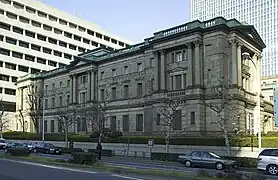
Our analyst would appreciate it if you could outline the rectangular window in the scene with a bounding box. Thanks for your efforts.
[18,65,28,72]
[12,26,23,34]
[100,71,104,79]
[31,68,40,74]
[43,24,52,31]
[51,98,55,108]
[64,53,72,60]
[100,89,104,101]
[123,85,129,99]
[6,37,17,45]
[136,114,143,131]
[156,114,161,125]
[11,76,17,82]
[78,47,86,52]
[0,74,9,81]
[48,60,56,67]
[12,51,23,59]
[19,41,29,48]
[54,51,62,57]
[59,81,62,88]
[112,69,116,77]
[43,47,52,54]
[54,28,62,34]
[112,87,116,100]
[191,112,195,124]
[48,38,57,44]
[0,48,10,56]
[69,44,76,50]
[137,63,143,71]
[83,38,90,44]
[137,83,143,97]
[59,41,67,47]
[50,120,54,133]
[6,12,17,19]
[175,75,182,90]
[175,52,182,62]
[25,54,35,62]
[45,99,48,109]
[67,95,70,105]
[25,30,35,38]
[124,66,129,74]
[59,96,62,106]
[122,115,129,132]
[183,74,187,89]
[19,16,29,24]
[31,44,41,51]
[74,35,81,41]
[5,62,16,70]
[96,33,102,39]
[31,20,41,28]
[110,116,117,132]
[0,22,10,30]
[4,88,16,95]
[37,58,46,65]
[44,120,47,133]
[87,30,94,36]
[37,34,46,41]
[173,110,182,130]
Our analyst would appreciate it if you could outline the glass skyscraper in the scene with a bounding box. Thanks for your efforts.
[190,0,278,77]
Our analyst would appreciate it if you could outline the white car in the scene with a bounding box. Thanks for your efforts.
[0,138,7,149]
[257,148,278,175]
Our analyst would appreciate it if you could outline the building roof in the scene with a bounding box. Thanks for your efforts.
[18,17,265,80]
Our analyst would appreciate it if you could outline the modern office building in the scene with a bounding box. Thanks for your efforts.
[16,17,274,134]
[0,0,132,130]
[190,0,278,77]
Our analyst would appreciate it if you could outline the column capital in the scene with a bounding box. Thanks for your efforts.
[186,42,193,48]
[160,49,166,54]
[229,39,238,45]
[255,53,262,60]
[193,39,202,46]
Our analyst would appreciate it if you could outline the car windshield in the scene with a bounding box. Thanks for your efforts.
[209,152,221,159]
[45,143,55,147]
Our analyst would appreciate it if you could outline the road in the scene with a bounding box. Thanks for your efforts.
[0,159,146,180]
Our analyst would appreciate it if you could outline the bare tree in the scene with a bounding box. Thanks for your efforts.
[202,77,242,156]
[156,96,186,153]
[16,109,27,132]
[57,107,77,147]
[0,99,9,138]
[25,85,42,133]
[86,86,111,143]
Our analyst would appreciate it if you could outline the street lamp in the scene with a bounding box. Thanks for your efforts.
[242,52,261,150]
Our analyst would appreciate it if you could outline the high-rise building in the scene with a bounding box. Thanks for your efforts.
[0,0,131,129]
[190,0,278,77]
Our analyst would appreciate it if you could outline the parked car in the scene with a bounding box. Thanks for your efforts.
[5,142,31,155]
[177,151,237,170]
[257,148,278,175]
[0,138,7,149]
[22,142,35,152]
[33,143,62,154]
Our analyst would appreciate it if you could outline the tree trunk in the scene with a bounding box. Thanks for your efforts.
[223,128,231,156]
[165,130,170,154]
[65,129,69,148]
[98,130,102,144]
[0,127,3,139]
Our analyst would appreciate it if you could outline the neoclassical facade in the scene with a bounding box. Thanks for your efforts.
[16,17,274,135]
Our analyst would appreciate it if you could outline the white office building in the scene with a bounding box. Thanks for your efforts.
[190,0,278,77]
[0,0,131,130]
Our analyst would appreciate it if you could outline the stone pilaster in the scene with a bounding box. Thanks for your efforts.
[160,50,166,90]
[87,71,91,102]
[231,40,237,85]
[90,71,95,101]
[237,43,242,87]
[72,75,77,103]
[194,40,201,86]
[153,51,159,91]
[69,75,73,104]
[186,42,193,87]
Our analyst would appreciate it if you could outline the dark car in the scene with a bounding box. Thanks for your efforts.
[177,151,237,170]
[5,142,31,155]
[33,143,62,154]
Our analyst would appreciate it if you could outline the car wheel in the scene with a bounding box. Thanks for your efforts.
[184,160,192,167]
[267,165,278,175]
[215,162,224,170]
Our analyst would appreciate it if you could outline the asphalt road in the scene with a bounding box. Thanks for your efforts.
[0,159,145,180]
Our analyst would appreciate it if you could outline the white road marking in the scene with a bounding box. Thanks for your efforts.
[111,174,144,180]
[1,159,98,174]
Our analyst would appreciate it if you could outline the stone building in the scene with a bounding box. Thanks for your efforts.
[16,17,274,135]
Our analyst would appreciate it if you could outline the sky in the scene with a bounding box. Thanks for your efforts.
[40,0,191,43]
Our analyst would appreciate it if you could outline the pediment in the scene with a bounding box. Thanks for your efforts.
[238,25,266,49]
[168,66,187,73]
[67,57,92,70]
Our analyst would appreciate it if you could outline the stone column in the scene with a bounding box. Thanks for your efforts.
[72,75,77,103]
[242,77,246,89]
[231,40,237,85]
[237,43,242,87]
[181,74,185,89]
[173,75,176,90]
[69,75,73,103]
[160,50,166,90]
[87,71,91,102]
[90,71,95,101]
[186,42,193,87]
[194,40,201,86]
[170,76,173,90]
[153,52,159,91]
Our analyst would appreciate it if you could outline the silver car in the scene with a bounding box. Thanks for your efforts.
[177,151,237,170]
[257,148,278,175]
